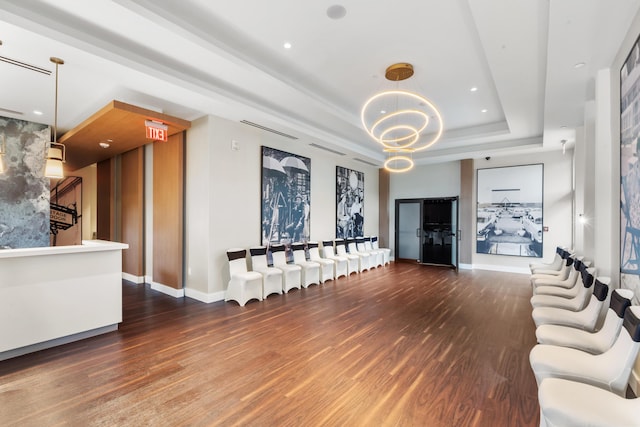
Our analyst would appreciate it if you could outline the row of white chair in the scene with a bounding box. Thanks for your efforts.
[528,248,640,426]
[225,237,391,307]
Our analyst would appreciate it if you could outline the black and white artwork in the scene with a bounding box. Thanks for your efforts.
[621,33,640,286]
[476,164,543,257]
[261,146,311,247]
[336,166,364,238]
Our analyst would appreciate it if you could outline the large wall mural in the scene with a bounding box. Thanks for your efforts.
[621,34,640,297]
[0,117,50,249]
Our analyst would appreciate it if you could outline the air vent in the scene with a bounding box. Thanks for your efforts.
[240,120,298,140]
[0,56,51,75]
[353,157,379,167]
[309,143,346,156]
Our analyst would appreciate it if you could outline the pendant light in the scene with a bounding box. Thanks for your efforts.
[361,63,444,173]
[45,57,65,179]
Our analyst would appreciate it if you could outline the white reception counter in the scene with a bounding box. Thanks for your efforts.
[0,240,128,360]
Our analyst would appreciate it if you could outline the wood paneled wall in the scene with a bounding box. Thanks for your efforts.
[378,168,390,248]
[152,132,184,289]
[459,159,474,265]
[120,148,144,277]
[96,158,115,241]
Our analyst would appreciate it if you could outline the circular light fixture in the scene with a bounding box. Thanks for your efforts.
[470,87,478,92]
[33,110,43,115]
[99,141,110,149]
[283,42,292,49]
[481,109,488,113]
[574,62,586,69]
[384,155,414,173]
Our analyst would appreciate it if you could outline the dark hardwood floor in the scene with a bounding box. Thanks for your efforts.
[0,263,539,426]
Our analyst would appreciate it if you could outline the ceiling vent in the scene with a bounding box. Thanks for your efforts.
[309,143,346,156]
[353,157,379,167]
[0,55,51,75]
[240,120,298,140]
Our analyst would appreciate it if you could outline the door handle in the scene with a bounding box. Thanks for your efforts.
[416,228,420,237]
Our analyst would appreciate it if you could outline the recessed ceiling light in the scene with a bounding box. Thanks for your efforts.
[326,5,347,20]
[481,109,488,113]
[560,125,568,129]
[99,141,110,149]
[470,87,478,92]
[33,110,43,115]
[574,62,586,69]
[283,42,292,49]
[380,110,386,114]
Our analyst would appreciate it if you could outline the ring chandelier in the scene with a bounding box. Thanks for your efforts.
[360,63,443,173]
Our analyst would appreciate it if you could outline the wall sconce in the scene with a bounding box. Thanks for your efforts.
[45,57,66,179]
[561,139,567,155]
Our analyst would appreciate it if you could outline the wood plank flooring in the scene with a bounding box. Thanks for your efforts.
[0,263,539,426]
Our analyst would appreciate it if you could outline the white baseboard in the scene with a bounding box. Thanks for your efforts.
[150,281,185,298]
[184,288,225,303]
[122,272,144,284]
[459,263,473,270]
[471,264,530,275]
[145,275,153,284]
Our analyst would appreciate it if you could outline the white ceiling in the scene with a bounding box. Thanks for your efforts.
[0,0,638,167]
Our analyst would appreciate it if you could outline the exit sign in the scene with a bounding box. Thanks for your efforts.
[145,120,168,142]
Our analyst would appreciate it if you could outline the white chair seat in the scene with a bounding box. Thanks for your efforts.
[532,277,610,330]
[322,240,349,278]
[270,244,301,293]
[225,248,263,307]
[536,289,633,354]
[308,242,334,283]
[538,378,640,427]
[292,242,321,288]
[249,246,283,298]
[529,305,640,397]
[531,267,596,311]
[335,239,360,274]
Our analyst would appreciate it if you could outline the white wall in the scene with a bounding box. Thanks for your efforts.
[185,115,379,301]
[472,152,573,273]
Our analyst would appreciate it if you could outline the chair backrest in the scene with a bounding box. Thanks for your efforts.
[322,240,336,257]
[604,305,640,394]
[292,243,307,264]
[372,236,380,250]
[227,248,248,276]
[599,289,636,344]
[335,239,348,255]
[363,236,374,251]
[270,244,288,266]
[356,237,367,251]
[250,246,269,269]
[346,238,358,253]
[308,242,322,260]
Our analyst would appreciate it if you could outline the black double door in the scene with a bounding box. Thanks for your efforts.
[395,197,458,269]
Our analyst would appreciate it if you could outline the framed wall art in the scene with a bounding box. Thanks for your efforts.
[621,33,640,288]
[336,166,364,238]
[476,163,543,257]
[261,146,311,247]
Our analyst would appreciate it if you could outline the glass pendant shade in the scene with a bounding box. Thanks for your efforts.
[45,147,64,179]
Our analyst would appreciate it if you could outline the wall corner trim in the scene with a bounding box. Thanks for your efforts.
[184,288,225,304]
[150,281,185,298]
[122,272,144,284]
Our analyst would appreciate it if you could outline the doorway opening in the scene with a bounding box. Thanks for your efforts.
[395,197,459,269]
